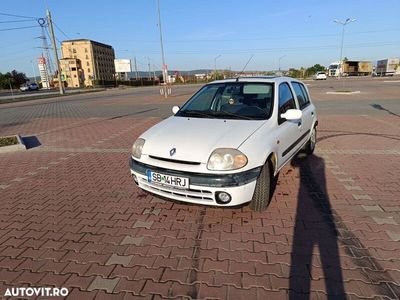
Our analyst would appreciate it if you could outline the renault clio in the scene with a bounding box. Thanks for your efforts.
[129,77,317,211]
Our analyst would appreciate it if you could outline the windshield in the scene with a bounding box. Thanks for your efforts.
[176,82,274,120]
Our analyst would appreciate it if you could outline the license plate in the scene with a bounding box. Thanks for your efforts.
[146,170,189,189]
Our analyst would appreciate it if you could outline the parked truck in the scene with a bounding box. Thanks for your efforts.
[328,60,372,77]
[376,58,400,76]
[328,61,341,77]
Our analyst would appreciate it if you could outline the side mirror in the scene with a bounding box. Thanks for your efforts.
[172,106,180,115]
[280,109,302,121]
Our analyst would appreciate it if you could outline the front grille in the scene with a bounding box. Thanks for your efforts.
[149,155,201,165]
[138,177,214,201]
[130,158,262,188]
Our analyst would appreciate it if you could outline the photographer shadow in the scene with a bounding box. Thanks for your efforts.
[289,154,345,299]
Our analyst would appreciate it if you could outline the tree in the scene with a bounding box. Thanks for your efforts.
[288,68,303,78]
[0,70,28,89]
[0,73,12,90]
[305,64,326,77]
[11,70,28,87]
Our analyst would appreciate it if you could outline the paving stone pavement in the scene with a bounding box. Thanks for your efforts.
[0,87,399,299]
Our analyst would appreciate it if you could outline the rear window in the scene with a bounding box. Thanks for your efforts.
[243,84,272,94]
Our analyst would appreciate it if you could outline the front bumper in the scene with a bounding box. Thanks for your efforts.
[129,157,260,206]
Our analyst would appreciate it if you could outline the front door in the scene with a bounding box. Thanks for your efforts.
[276,82,302,168]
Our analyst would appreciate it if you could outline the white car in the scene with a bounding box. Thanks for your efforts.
[19,85,30,92]
[19,83,39,91]
[313,72,327,80]
[130,77,318,211]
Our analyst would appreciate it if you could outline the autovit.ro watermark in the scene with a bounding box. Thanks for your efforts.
[4,287,69,297]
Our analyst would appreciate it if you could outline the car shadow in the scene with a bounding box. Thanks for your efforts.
[289,154,345,299]
[22,136,41,149]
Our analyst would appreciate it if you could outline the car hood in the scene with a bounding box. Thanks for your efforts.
[141,116,265,163]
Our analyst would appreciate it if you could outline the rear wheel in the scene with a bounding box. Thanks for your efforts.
[305,126,316,155]
[250,161,272,212]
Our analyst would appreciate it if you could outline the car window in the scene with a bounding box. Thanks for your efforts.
[291,82,310,110]
[183,84,221,111]
[299,84,310,107]
[278,82,296,124]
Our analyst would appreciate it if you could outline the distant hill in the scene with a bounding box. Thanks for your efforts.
[126,69,214,78]
[27,76,41,82]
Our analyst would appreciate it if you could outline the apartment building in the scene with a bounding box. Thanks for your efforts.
[59,58,83,88]
[61,39,115,86]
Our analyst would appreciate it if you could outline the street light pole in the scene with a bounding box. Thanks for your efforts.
[134,57,139,80]
[157,0,168,98]
[333,18,356,78]
[8,79,15,101]
[214,54,221,80]
[278,55,286,73]
[145,57,151,80]
[152,64,156,82]
[31,60,38,85]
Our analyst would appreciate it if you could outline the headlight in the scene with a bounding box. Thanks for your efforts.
[207,148,248,171]
[131,138,145,159]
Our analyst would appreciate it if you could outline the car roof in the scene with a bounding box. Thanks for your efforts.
[208,76,303,84]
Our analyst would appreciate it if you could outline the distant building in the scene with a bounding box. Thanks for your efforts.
[194,73,207,80]
[61,39,115,86]
[59,58,84,88]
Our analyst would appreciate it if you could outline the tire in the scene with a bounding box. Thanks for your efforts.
[305,126,317,155]
[250,161,271,212]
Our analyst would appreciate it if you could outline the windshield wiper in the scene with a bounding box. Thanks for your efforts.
[217,110,255,120]
[179,110,215,118]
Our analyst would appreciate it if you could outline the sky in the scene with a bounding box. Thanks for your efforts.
[1,0,399,77]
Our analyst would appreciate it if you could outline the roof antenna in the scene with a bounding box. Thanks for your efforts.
[236,54,254,81]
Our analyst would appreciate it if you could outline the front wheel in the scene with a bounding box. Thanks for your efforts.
[305,126,317,155]
[250,161,271,212]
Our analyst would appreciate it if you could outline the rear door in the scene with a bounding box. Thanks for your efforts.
[275,82,302,168]
[291,81,315,143]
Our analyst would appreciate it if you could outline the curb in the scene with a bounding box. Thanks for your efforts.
[326,91,361,95]
[0,135,26,153]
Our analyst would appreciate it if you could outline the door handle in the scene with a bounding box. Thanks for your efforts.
[311,111,314,116]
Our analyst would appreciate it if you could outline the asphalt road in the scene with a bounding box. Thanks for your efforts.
[0,87,103,101]
[0,78,399,126]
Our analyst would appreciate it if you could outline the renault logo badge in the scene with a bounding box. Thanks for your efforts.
[169,148,176,156]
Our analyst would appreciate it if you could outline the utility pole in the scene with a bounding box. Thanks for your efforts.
[333,18,356,79]
[157,0,168,98]
[46,9,64,95]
